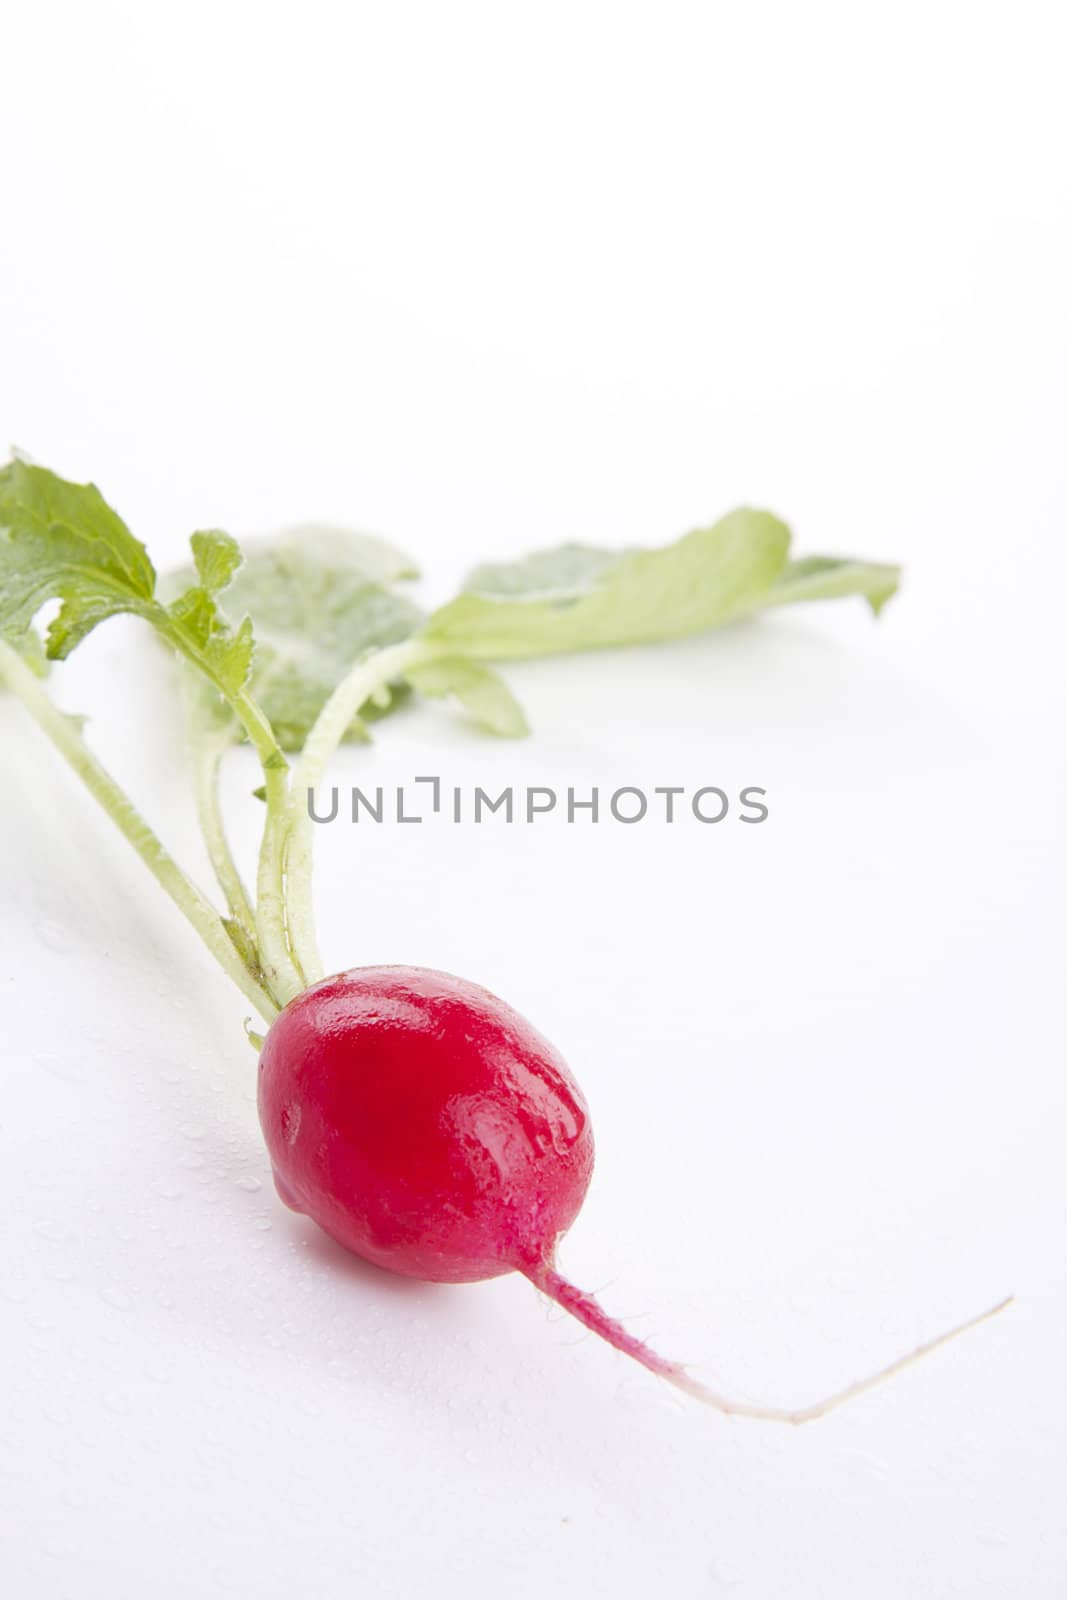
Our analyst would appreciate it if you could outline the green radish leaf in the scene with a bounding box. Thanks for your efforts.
[0,459,157,654]
[757,555,901,617]
[4,622,50,677]
[167,525,424,751]
[166,530,257,696]
[462,543,630,600]
[406,655,529,738]
[422,510,791,660]
[360,678,414,725]
[191,529,243,594]
[0,460,265,720]
[423,510,898,660]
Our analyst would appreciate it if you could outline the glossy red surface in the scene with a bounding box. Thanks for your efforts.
[258,966,595,1283]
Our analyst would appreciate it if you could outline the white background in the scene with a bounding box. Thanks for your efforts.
[2,3,1064,1596]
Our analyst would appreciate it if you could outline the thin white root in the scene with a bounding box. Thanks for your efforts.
[666,1295,1014,1424]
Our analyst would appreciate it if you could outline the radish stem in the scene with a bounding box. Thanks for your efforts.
[281,637,432,981]
[155,616,304,1006]
[188,718,257,947]
[0,638,278,1021]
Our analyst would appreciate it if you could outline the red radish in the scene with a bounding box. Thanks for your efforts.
[258,965,594,1284]
[259,965,1009,1422]
[0,464,1007,1424]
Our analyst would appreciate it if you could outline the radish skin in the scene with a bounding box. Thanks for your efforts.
[259,964,1010,1420]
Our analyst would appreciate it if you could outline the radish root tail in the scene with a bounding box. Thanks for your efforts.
[527,1266,1013,1424]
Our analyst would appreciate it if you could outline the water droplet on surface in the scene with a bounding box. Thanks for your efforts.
[100,1286,134,1312]
[235,1175,263,1193]
[837,1448,891,1481]
[33,1219,70,1244]
[36,919,76,954]
[709,1557,746,1588]
[35,1051,79,1084]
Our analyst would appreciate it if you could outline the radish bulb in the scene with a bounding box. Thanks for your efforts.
[258,966,1009,1422]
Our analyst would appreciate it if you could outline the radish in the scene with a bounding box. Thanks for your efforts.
[259,965,1009,1422]
[0,458,1008,1420]
[258,966,595,1284]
